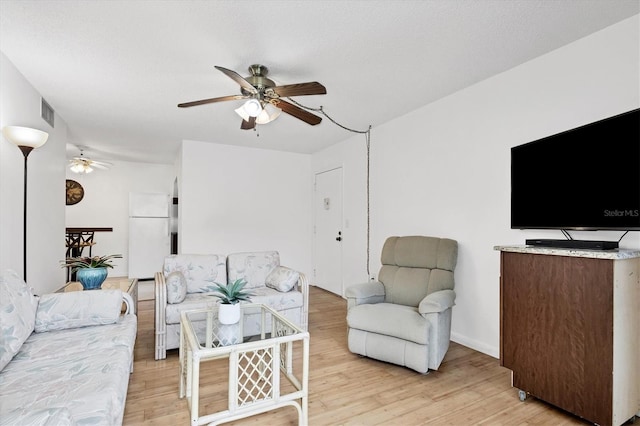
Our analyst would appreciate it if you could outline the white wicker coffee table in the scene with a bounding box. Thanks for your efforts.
[179,303,309,426]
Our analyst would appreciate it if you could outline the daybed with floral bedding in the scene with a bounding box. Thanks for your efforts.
[0,269,137,426]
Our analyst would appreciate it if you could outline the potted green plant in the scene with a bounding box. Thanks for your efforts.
[60,254,122,290]
[212,279,254,324]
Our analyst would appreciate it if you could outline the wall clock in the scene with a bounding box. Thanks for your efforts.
[66,179,84,205]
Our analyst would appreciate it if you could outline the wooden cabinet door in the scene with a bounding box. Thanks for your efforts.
[500,252,613,426]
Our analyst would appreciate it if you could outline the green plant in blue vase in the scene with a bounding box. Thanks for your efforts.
[61,254,122,290]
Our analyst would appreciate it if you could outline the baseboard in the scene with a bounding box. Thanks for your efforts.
[451,332,499,359]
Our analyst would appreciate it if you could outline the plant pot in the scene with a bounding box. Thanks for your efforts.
[218,303,241,325]
[217,323,240,346]
[76,267,108,290]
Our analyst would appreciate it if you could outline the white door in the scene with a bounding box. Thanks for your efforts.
[313,167,343,296]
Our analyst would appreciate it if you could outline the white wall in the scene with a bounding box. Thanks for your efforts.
[0,52,67,294]
[312,16,640,358]
[180,140,312,275]
[312,135,370,287]
[65,160,174,277]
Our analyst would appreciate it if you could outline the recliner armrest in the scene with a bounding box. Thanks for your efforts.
[418,289,456,314]
[345,281,385,309]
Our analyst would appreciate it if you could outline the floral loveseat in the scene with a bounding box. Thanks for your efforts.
[0,270,137,426]
[154,251,308,360]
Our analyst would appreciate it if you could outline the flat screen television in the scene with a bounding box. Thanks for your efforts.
[511,108,640,239]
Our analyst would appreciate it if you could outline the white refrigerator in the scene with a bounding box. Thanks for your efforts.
[128,192,171,280]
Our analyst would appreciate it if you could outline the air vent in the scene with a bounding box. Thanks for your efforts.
[41,98,54,128]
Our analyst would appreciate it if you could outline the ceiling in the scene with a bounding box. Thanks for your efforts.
[1,1,638,165]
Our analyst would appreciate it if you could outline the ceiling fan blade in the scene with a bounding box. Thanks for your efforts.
[271,82,327,97]
[91,159,113,166]
[215,66,258,95]
[178,94,247,108]
[275,99,322,125]
[91,163,110,170]
[240,116,256,130]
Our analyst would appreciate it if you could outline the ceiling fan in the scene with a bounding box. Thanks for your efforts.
[178,64,327,130]
[68,148,112,174]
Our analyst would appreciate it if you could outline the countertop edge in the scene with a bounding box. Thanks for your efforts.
[493,245,640,260]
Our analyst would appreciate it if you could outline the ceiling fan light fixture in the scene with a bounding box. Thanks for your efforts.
[180,64,326,128]
[242,98,262,117]
[68,148,111,173]
[70,161,93,174]
[234,106,250,122]
[256,103,282,125]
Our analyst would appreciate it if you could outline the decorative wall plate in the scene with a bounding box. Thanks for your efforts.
[66,179,84,205]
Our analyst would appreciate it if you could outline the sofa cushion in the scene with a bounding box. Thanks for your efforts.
[227,251,280,290]
[0,406,76,425]
[0,269,39,372]
[347,303,429,345]
[166,271,187,304]
[163,254,227,294]
[0,314,136,425]
[249,286,303,312]
[265,266,300,292]
[165,293,219,324]
[164,287,304,325]
[34,289,123,333]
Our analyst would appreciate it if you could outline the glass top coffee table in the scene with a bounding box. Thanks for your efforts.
[179,303,310,426]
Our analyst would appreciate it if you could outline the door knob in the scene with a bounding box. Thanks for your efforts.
[336,236,342,241]
[336,231,342,241]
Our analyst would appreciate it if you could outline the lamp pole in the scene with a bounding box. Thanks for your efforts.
[18,146,34,281]
[2,126,49,283]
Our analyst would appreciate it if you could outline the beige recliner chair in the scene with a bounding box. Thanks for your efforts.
[346,236,458,373]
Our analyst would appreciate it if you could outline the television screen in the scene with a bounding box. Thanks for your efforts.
[511,108,640,231]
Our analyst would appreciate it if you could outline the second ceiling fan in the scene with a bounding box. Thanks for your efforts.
[178,64,327,130]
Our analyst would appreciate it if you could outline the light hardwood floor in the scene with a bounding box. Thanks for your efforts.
[123,286,589,425]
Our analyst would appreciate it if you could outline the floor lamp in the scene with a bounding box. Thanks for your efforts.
[2,126,49,282]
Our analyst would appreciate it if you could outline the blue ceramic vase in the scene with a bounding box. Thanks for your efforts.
[76,267,108,290]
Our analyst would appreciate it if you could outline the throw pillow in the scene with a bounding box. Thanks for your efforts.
[0,269,39,371]
[166,271,187,304]
[265,266,300,293]
[35,289,123,332]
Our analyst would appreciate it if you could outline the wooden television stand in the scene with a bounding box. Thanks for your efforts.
[495,245,640,426]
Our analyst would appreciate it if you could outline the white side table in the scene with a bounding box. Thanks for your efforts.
[179,303,309,426]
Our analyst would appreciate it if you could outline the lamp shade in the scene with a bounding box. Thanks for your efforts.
[242,99,262,117]
[70,162,93,174]
[2,126,49,149]
[234,106,251,122]
[256,103,282,125]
